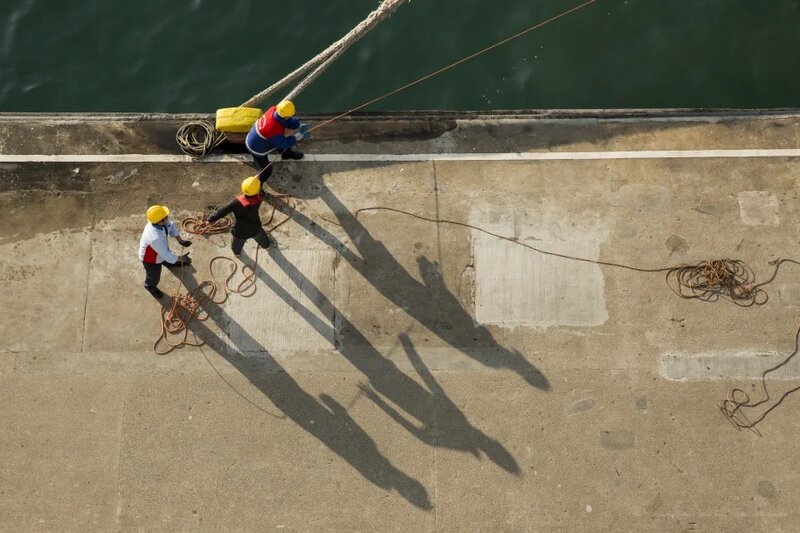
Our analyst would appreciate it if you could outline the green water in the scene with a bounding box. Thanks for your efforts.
[1,0,799,112]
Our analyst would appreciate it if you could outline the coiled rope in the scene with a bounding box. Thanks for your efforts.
[153,192,297,354]
[180,210,233,235]
[153,280,221,355]
[354,206,799,307]
[152,255,260,355]
[179,0,597,157]
[352,206,800,431]
[175,120,226,157]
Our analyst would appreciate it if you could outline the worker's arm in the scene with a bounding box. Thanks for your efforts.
[165,220,180,238]
[275,113,301,131]
[207,199,237,223]
[150,234,179,264]
[166,219,191,247]
[267,134,297,151]
[283,117,301,130]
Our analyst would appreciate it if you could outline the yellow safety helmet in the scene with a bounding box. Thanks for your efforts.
[241,176,262,196]
[146,205,170,224]
[276,99,295,119]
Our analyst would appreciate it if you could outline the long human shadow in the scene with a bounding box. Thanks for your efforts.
[360,333,510,458]
[176,268,432,510]
[272,183,549,389]
[262,245,520,474]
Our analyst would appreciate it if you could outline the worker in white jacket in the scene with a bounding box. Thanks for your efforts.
[138,205,192,298]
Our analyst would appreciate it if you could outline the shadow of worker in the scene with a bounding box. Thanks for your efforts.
[360,333,519,469]
[177,269,432,510]
[263,245,520,475]
[274,184,549,390]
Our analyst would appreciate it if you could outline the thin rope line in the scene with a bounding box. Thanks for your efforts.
[309,0,596,133]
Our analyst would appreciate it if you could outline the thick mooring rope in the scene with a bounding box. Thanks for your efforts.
[241,0,407,107]
[182,0,596,156]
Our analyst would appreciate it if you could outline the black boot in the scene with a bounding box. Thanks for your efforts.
[282,149,304,160]
[146,287,166,299]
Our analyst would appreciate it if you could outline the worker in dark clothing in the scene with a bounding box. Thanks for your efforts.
[245,99,309,175]
[138,204,192,298]
[207,176,271,256]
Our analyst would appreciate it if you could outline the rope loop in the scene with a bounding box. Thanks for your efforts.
[176,120,226,157]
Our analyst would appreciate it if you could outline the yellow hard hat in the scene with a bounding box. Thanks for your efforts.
[241,176,261,196]
[146,205,170,224]
[276,99,295,118]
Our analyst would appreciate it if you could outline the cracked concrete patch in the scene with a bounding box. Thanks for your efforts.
[737,191,780,226]
[660,351,800,380]
[473,235,608,328]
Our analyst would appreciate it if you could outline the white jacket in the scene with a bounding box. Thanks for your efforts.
[138,221,180,264]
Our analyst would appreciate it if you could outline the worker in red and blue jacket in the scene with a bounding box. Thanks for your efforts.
[245,99,309,178]
[138,205,192,298]
[206,175,272,256]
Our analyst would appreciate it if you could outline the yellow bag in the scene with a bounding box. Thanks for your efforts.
[215,107,262,133]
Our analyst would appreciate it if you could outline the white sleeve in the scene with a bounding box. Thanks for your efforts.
[151,233,179,264]
[166,220,181,238]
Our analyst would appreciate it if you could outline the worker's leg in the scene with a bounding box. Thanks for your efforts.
[252,153,273,177]
[231,236,247,256]
[253,228,272,249]
[281,148,304,160]
[143,262,164,297]
[245,128,275,175]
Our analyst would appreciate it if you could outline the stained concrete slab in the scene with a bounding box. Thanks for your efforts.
[2,113,800,531]
[738,191,781,226]
[661,350,800,380]
[116,371,435,531]
[226,248,336,353]
[429,370,800,532]
[0,373,125,531]
[0,230,91,352]
[0,353,14,374]
[473,236,608,327]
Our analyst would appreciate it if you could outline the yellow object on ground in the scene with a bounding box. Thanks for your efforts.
[241,176,261,196]
[146,205,169,224]
[276,100,295,118]
[215,107,263,133]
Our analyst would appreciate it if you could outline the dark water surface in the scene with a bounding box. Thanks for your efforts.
[1,0,799,112]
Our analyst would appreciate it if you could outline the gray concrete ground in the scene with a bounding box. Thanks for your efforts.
[1,111,800,531]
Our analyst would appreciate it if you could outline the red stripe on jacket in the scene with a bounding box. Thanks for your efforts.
[255,106,285,139]
[142,245,159,264]
[237,193,262,207]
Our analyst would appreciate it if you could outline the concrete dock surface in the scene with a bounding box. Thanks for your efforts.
[1,111,800,531]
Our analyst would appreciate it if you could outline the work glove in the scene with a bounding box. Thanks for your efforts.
[178,238,192,247]
[299,123,310,140]
[176,253,192,266]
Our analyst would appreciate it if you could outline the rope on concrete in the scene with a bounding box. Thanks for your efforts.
[181,210,233,235]
[153,190,296,355]
[184,0,593,157]
[352,206,800,432]
[353,206,798,307]
[176,120,226,157]
[720,324,800,435]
